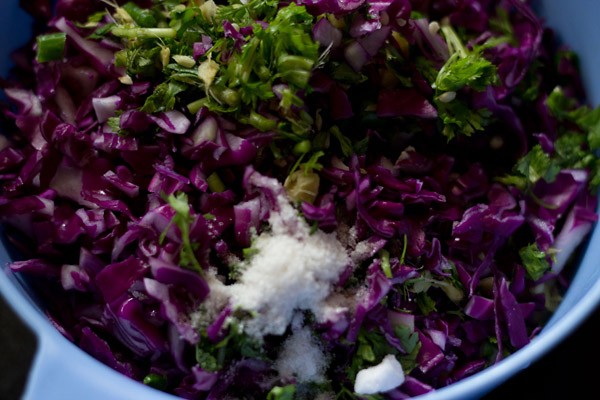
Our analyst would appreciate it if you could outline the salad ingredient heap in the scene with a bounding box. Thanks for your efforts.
[1,0,599,398]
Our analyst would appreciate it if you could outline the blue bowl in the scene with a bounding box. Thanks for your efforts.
[1,1,599,399]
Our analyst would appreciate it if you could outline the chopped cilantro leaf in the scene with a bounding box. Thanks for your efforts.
[217,0,279,26]
[141,80,188,113]
[215,2,318,114]
[163,192,202,272]
[436,25,498,92]
[106,116,122,134]
[514,144,561,186]
[519,243,552,280]
[436,98,492,140]
[574,106,600,150]
[397,341,421,374]
[554,133,589,168]
[430,24,499,140]
[489,7,517,45]
[196,343,220,372]
[267,385,296,400]
[88,22,116,39]
[302,151,325,173]
[546,86,579,121]
[435,52,498,93]
[500,95,600,191]
[195,321,265,373]
[416,292,437,315]
[394,324,419,354]
[331,126,354,157]
[347,329,397,381]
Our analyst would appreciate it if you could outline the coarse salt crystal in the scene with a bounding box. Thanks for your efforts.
[354,354,405,395]
[229,189,350,337]
[229,225,349,337]
[275,327,329,383]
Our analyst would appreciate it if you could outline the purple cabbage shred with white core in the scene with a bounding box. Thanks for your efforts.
[1,0,599,399]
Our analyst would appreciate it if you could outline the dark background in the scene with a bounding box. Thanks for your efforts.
[1,294,598,400]
[483,303,600,400]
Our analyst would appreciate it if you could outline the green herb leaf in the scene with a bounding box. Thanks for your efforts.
[397,341,421,374]
[489,7,517,45]
[393,324,419,354]
[436,98,492,140]
[215,1,318,117]
[115,46,163,78]
[164,192,202,272]
[302,151,325,173]
[347,329,397,381]
[574,105,600,150]
[106,116,122,134]
[435,52,497,92]
[546,86,579,120]
[88,22,117,40]
[519,243,551,280]
[436,25,498,92]
[141,80,188,113]
[416,292,437,315]
[194,320,265,373]
[267,385,296,400]
[217,0,280,26]
[514,144,561,186]
[195,344,220,372]
[330,126,354,157]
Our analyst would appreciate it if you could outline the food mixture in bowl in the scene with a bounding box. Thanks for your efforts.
[1,0,599,398]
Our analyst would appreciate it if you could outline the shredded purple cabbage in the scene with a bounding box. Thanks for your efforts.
[1,0,599,399]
